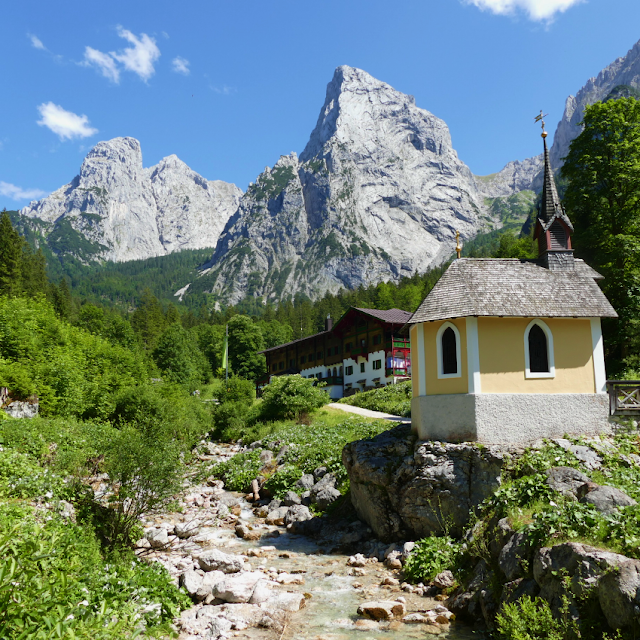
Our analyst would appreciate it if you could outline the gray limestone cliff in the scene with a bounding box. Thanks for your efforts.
[21,137,242,263]
[550,39,640,170]
[199,66,496,305]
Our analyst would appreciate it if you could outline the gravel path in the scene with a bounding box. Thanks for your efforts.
[327,403,411,424]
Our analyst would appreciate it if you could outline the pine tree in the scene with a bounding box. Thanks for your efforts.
[0,210,25,296]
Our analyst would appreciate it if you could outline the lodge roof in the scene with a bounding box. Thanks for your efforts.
[258,307,413,354]
[258,330,331,354]
[351,307,413,325]
[408,258,617,324]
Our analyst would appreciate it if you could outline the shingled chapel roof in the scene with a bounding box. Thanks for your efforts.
[408,258,617,324]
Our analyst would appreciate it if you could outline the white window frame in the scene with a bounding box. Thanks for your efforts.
[436,321,462,379]
[524,319,555,379]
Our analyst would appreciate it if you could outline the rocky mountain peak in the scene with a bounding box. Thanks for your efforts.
[550,38,640,170]
[22,137,241,262]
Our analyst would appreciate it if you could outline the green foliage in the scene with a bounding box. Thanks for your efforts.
[227,315,266,381]
[242,415,390,487]
[96,426,183,547]
[217,375,256,404]
[260,374,328,420]
[403,535,462,583]
[338,380,412,417]
[263,464,303,498]
[0,296,147,418]
[562,97,640,372]
[496,596,566,640]
[211,401,254,441]
[152,322,210,388]
[210,450,263,492]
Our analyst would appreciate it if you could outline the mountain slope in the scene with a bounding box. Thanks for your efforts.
[21,138,242,263]
[550,39,640,170]
[191,66,497,305]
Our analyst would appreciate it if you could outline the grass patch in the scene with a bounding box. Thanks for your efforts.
[337,380,412,417]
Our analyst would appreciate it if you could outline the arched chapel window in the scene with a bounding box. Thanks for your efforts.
[442,327,458,375]
[524,319,555,379]
[528,324,549,373]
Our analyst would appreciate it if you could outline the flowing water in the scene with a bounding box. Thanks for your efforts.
[148,444,479,640]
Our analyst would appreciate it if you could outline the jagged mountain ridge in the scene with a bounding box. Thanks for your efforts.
[21,137,242,263]
[551,39,640,170]
[196,66,510,305]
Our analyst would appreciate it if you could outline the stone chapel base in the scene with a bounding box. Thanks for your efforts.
[411,393,610,444]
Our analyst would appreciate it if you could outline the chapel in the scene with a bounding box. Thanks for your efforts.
[408,128,617,444]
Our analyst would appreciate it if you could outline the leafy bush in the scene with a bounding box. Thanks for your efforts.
[217,375,256,404]
[403,535,461,583]
[211,401,255,442]
[263,464,303,498]
[96,426,183,547]
[0,502,189,638]
[338,380,412,417]
[0,296,147,418]
[496,596,566,640]
[260,374,328,420]
[210,450,263,492]
[152,322,210,389]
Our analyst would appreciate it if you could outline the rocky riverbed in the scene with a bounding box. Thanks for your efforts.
[134,442,475,640]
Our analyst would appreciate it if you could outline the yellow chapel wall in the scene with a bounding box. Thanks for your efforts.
[478,317,595,394]
[423,319,469,396]
[410,325,421,398]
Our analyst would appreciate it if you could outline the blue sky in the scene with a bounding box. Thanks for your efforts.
[1,0,639,208]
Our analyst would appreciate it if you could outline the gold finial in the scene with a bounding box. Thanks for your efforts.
[455,230,462,259]
[535,110,549,138]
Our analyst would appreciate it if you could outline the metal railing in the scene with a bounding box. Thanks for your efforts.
[606,380,640,415]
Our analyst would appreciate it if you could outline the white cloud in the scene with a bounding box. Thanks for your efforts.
[0,181,46,201]
[29,34,46,50]
[172,56,190,75]
[211,85,236,96]
[37,102,98,141]
[83,46,120,83]
[465,0,583,21]
[110,26,160,82]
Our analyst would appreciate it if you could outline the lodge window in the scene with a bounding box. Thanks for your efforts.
[346,365,353,376]
[289,359,295,368]
[373,334,381,345]
[272,364,277,372]
[436,322,461,379]
[317,351,323,359]
[279,362,284,370]
[300,355,306,365]
[360,362,365,373]
[373,359,382,370]
[525,319,555,379]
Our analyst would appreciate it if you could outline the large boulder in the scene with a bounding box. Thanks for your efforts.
[357,601,406,620]
[578,485,637,515]
[343,425,515,539]
[212,572,266,603]
[544,466,590,500]
[197,548,247,573]
[284,504,313,526]
[309,474,342,510]
[533,541,640,627]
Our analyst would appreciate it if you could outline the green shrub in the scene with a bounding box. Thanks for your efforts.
[210,450,263,492]
[403,535,461,583]
[338,380,412,417]
[496,596,566,640]
[0,502,189,638]
[263,464,303,498]
[211,401,256,441]
[260,374,328,420]
[96,426,183,547]
[0,360,37,400]
[217,375,256,404]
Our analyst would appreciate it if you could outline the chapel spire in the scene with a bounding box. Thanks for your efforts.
[533,112,574,271]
